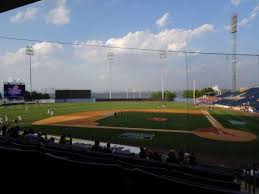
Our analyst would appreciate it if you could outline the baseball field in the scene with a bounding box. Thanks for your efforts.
[1,101,259,165]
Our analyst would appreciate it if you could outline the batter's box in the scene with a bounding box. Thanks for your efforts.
[119,133,155,140]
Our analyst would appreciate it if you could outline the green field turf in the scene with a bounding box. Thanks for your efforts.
[97,112,212,130]
[0,102,195,127]
[1,102,259,165]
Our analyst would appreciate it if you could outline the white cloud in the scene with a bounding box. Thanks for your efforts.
[231,0,241,6]
[156,12,170,28]
[0,42,63,67]
[74,23,215,60]
[107,24,214,51]
[10,7,39,23]
[0,24,216,91]
[46,0,70,25]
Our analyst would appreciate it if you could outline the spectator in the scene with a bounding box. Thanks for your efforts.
[8,126,20,138]
[48,137,55,144]
[22,130,29,137]
[1,125,7,136]
[103,142,112,153]
[139,147,147,159]
[28,129,35,135]
[184,151,190,164]
[189,152,197,165]
[68,134,72,145]
[167,150,178,164]
[161,153,168,163]
[153,152,161,161]
[178,150,184,163]
[24,129,40,143]
[91,140,102,152]
[147,150,154,160]
[37,132,48,143]
[59,134,67,145]
[42,133,48,141]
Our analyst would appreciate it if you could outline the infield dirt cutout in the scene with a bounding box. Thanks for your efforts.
[33,109,257,142]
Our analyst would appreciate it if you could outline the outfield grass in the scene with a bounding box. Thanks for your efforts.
[1,102,259,163]
[0,102,195,128]
[97,112,211,130]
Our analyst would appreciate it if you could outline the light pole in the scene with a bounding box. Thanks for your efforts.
[231,13,238,91]
[160,50,167,100]
[107,51,114,99]
[193,80,196,104]
[26,45,34,93]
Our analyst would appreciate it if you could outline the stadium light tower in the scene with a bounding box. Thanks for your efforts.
[160,50,167,100]
[26,45,34,93]
[107,51,114,99]
[231,13,238,91]
[193,80,196,104]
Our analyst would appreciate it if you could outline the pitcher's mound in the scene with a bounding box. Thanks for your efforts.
[146,117,168,122]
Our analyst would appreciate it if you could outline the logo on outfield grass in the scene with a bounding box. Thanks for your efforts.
[146,117,168,122]
[119,133,155,140]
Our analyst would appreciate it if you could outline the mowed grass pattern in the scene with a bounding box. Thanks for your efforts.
[210,109,259,134]
[0,101,195,127]
[97,112,212,130]
[1,102,259,163]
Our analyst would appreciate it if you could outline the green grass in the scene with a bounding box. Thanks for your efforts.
[210,109,259,133]
[97,112,211,130]
[1,102,259,163]
[29,125,259,162]
[0,101,195,128]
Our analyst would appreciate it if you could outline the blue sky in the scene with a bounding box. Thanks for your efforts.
[1,0,259,91]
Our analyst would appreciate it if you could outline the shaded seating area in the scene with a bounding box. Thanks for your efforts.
[0,135,245,193]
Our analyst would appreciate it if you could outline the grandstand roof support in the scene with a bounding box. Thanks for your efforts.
[0,0,41,13]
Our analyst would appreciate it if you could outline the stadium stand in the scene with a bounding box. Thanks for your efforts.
[0,131,247,193]
[215,87,259,111]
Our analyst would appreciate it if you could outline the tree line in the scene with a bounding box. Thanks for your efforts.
[24,91,50,101]
[182,87,214,98]
[150,90,176,101]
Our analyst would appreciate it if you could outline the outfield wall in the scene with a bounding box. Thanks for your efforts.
[55,98,96,103]
[95,98,156,102]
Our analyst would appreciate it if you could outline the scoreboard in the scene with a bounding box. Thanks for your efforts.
[55,90,91,99]
[4,83,25,99]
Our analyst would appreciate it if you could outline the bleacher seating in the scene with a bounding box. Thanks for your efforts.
[0,136,245,193]
[216,87,259,110]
